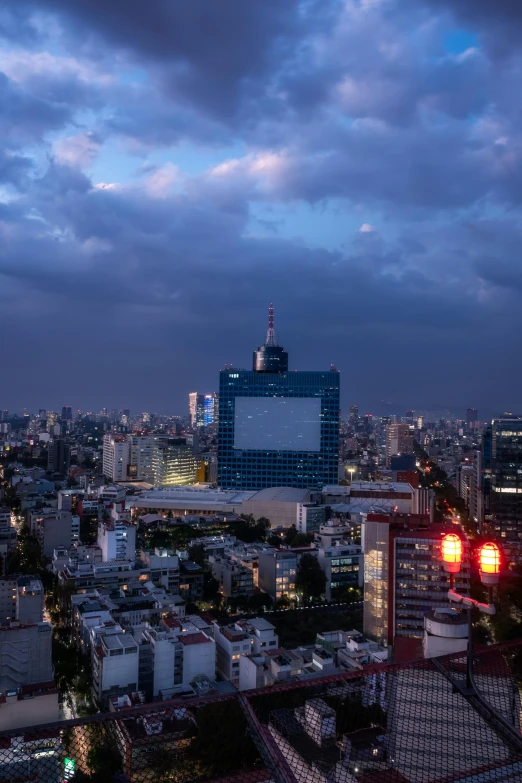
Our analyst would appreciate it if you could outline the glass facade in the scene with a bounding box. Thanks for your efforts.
[486,417,522,564]
[364,519,470,646]
[217,369,340,490]
[152,439,197,486]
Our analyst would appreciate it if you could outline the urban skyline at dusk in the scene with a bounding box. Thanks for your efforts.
[3,3,522,778]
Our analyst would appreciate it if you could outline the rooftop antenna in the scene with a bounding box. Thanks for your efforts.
[265,303,277,347]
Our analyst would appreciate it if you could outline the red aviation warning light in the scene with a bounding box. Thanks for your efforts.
[479,542,501,586]
[441,533,463,574]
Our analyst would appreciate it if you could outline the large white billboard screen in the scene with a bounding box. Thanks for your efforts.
[234,397,321,451]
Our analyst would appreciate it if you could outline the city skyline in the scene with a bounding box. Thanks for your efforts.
[2,2,522,413]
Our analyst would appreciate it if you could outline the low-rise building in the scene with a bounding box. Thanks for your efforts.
[28,509,72,557]
[296,503,327,534]
[141,616,215,697]
[59,559,149,592]
[113,705,197,783]
[316,630,388,671]
[92,630,139,706]
[258,550,297,601]
[0,623,54,690]
[139,548,180,592]
[239,649,304,691]
[97,518,136,561]
[0,576,44,626]
[269,697,385,783]
[213,618,278,682]
[179,561,204,603]
[213,622,253,682]
[0,683,60,732]
[210,556,254,599]
[317,543,363,601]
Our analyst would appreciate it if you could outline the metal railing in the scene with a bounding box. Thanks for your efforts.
[1,640,522,782]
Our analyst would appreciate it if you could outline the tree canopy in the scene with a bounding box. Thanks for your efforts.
[295,553,326,603]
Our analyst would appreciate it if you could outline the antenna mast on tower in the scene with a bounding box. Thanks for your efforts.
[265,303,277,346]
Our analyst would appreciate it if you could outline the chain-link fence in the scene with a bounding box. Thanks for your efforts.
[2,640,522,783]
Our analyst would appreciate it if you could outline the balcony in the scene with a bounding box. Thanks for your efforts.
[1,640,522,782]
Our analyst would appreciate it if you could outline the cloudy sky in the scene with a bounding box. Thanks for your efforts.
[2,0,522,417]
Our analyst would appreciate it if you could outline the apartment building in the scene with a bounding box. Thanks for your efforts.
[258,550,297,601]
[213,622,253,682]
[140,617,215,697]
[0,623,54,690]
[97,518,136,562]
[239,649,304,691]
[0,576,44,627]
[28,509,72,557]
[317,542,363,601]
[210,556,254,599]
[102,435,130,482]
[92,630,139,706]
[213,618,278,682]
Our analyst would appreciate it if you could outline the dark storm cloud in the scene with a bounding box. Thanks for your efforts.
[0,149,33,187]
[14,0,312,121]
[420,0,522,56]
[0,71,72,144]
[2,0,522,412]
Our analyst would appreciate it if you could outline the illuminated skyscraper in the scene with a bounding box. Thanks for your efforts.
[385,424,414,468]
[484,415,522,565]
[218,306,340,490]
[189,392,217,428]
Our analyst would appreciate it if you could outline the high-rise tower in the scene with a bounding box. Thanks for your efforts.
[253,304,288,373]
[218,305,340,490]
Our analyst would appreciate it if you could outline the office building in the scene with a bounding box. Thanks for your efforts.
[258,550,297,601]
[189,393,218,429]
[97,519,136,562]
[484,416,522,564]
[317,543,362,601]
[385,424,414,468]
[102,434,129,482]
[61,406,72,421]
[204,393,218,425]
[47,437,70,475]
[218,306,340,490]
[363,513,469,646]
[466,407,478,430]
[189,393,203,429]
[152,438,197,486]
[127,435,154,481]
[296,502,327,534]
[469,450,483,526]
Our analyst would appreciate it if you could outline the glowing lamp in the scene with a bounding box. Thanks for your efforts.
[441,533,463,574]
[479,542,501,586]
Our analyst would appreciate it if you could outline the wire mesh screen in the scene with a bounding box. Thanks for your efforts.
[0,641,522,783]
